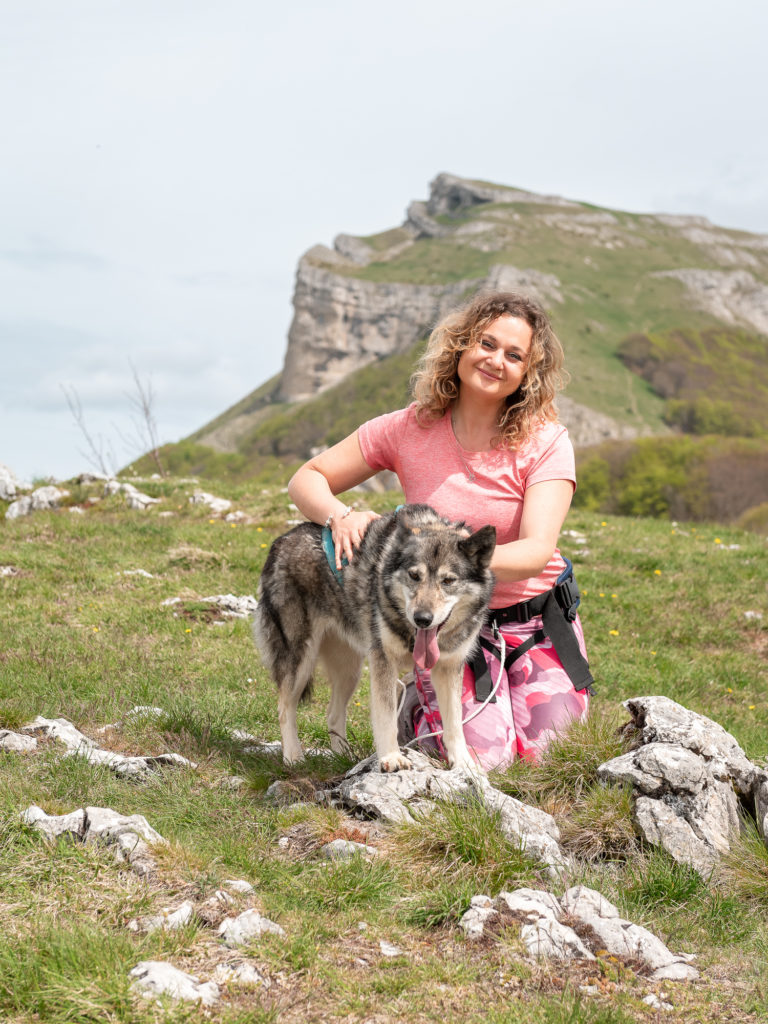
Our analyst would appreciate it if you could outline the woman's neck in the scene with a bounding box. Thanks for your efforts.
[450,395,502,452]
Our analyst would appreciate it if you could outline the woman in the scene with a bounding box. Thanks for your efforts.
[288,291,591,766]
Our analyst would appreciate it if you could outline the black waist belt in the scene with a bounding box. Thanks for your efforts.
[470,558,594,701]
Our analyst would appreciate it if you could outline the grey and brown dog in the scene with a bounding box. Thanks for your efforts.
[254,504,495,772]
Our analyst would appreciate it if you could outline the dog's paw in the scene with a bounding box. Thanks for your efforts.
[448,751,484,776]
[378,750,411,773]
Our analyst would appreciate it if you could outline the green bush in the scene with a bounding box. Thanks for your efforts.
[574,435,768,523]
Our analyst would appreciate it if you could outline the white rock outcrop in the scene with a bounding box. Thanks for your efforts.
[21,804,167,877]
[21,715,196,779]
[460,884,698,981]
[323,749,570,874]
[597,696,768,873]
[218,909,286,946]
[129,961,219,1006]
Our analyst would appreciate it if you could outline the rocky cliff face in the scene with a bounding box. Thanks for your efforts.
[193,172,768,460]
[278,259,562,404]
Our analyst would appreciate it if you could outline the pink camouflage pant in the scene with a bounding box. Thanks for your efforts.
[411,614,591,770]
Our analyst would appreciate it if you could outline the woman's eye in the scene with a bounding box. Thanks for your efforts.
[480,339,494,350]
[506,351,522,362]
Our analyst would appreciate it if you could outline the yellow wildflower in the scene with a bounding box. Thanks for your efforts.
[609,629,619,636]
[654,569,662,576]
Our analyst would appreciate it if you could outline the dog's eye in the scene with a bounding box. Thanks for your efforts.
[408,568,421,581]
[441,575,457,587]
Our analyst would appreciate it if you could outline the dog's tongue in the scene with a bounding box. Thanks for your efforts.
[414,626,440,670]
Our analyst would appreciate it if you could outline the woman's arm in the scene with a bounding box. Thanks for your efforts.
[489,478,574,582]
[287,431,380,568]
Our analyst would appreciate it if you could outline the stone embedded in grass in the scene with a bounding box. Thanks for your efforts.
[218,909,286,946]
[161,593,258,620]
[189,490,232,515]
[379,940,404,957]
[459,884,699,981]
[520,916,594,960]
[326,750,570,874]
[129,961,220,1006]
[0,729,37,753]
[128,900,195,933]
[211,962,265,986]
[21,713,196,779]
[21,805,86,839]
[223,879,255,894]
[598,695,768,869]
[20,803,167,877]
[321,839,378,860]
[6,485,69,519]
[0,462,21,501]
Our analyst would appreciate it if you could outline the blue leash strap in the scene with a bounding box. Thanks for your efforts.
[322,526,348,586]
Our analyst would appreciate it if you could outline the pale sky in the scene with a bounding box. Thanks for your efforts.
[2,0,767,481]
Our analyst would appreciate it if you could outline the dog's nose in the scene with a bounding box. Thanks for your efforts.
[414,611,433,628]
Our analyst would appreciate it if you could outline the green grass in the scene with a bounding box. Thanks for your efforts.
[1,478,768,1021]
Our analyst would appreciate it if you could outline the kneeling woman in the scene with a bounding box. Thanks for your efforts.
[287,291,592,767]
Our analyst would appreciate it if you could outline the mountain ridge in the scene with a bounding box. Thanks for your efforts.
[179,172,767,472]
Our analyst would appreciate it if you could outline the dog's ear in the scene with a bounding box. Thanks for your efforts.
[459,525,496,568]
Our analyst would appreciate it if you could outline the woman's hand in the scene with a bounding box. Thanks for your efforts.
[332,507,379,569]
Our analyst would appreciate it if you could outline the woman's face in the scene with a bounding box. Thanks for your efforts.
[456,315,533,407]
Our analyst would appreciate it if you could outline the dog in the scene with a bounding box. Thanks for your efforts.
[254,504,495,772]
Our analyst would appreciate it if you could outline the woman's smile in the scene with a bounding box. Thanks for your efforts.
[457,314,533,403]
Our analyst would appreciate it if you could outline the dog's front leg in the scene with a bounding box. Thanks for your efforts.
[369,648,410,772]
[431,660,481,774]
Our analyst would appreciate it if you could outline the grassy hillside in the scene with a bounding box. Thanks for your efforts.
[143,175,768,524]
[618,327,768,437]
[1,479,767,1022]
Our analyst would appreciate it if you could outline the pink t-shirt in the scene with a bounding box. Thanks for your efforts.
[357,404,576,608]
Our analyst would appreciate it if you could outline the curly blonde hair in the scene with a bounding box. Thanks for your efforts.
[410,291,567,449]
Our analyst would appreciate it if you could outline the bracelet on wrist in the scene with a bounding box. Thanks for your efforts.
[324,504,352,529]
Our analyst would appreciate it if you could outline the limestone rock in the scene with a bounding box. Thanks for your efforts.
[6,496,32,519]
[21,714,195,779]
[20,803,166,876]
[218,909,286,946]
[31,485,68,511]
[6,484,68,516]
[211,962,265,986]
[198,593,258,619]
[460,883,698,980]
[599,696,762,870]
[129,961,219,1006]
[655,269,768,335]
[0,729,37,752]
[322,839,377,860]
[561,885,620,920]
[128,900,195,933]
[327,750,568,874]
[633,797,717,876]
[84,805,166,846]
[224,879,255,894]
[519,917,595,960]
[21,804,86,839]
[189,490,232,515]
[621,696,757,790]
[496,888,562,920]
[0,463,22,501]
